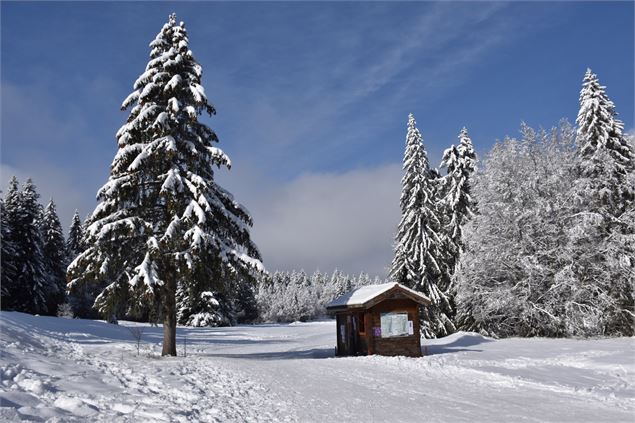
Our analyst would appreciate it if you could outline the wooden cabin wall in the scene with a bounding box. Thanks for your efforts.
[368,299,421,357]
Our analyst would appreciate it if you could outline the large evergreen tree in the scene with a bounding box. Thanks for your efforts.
[565,69,635,335]
[390,114,454,338]
[440,127,476,267]
[437,127,476,324]
[40,199,68,314]
[68,14,262,355]
[11,179,49,314]
[575,68,634,212]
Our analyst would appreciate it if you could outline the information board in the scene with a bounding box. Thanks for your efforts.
[380,312,409,338]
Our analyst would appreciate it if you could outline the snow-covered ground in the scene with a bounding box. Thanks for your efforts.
[0,312,633,422]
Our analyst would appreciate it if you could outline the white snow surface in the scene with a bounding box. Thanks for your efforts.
[0,312,633,422]
[326,282,429,308]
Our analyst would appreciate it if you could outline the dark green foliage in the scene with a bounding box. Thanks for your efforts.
[1,180,19,308]
[390,114,454,338]
[67,14,262,353]
[5,179,49,314]
[40,200,68,315]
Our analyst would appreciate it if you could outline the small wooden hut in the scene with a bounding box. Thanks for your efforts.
[326,282,431,357]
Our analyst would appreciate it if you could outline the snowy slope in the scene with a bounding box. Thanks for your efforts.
[1,312,633,422]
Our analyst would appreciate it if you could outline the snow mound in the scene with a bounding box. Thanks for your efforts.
[0,311,296,422]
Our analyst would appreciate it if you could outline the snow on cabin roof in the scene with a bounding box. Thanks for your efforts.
[325,282,431,310]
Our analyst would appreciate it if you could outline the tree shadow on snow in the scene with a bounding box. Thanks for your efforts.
[0,312,296,350]
[423,332,494,356]
[201,347,334,360]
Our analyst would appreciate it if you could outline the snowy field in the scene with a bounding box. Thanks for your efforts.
[0,312,633,422]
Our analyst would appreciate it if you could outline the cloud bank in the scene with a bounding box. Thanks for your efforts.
[244,164,403,278]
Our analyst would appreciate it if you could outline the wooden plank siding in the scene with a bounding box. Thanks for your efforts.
[368,299,421,357]
[328,283,428,358]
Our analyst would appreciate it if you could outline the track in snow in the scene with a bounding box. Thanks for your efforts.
[1,312,633,422]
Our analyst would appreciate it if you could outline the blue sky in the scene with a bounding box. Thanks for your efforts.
[1,1,633,277]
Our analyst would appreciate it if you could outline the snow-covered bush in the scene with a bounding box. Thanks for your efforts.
[56,302,74,319]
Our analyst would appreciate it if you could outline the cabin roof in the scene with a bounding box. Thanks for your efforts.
[325,282,431,311]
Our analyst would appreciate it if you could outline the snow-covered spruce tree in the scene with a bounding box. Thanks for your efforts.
[68,14,262,355]
[66,210,97,318]
[1,181,18,309]
[563,69,635,336]
[66,211,85,260]
[10,179,49,314]
[389,114,454,338]
[576,68,634,211]
[40,199,68,314]
[439,128,476,275]
[228,275,259,324]
[437,127,476,323]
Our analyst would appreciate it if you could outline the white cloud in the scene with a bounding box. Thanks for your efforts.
[228,163,403,278]
[1,158,404,277]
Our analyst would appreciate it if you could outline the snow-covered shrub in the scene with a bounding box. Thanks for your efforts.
[56,302,74,319]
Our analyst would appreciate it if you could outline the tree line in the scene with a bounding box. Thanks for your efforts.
[256,269,387,323]
[1,177,88,316]
[390,69,634,338]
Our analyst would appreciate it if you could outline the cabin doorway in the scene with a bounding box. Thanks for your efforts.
[336,312,368,356]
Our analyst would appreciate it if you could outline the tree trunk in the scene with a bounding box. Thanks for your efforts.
[162,278,177,356]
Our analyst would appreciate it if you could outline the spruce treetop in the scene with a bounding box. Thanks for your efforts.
[66,210,84,259]
[457,127,476,169]
[400,113,433,212]
[576,69,630,165]
[575,69,634,212]
[5,176,20,212]
[42,199,67,263]
[391,114,442,289]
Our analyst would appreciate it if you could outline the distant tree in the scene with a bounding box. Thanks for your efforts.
[254,268,385,323]
[390,114,453,338]
[230,275,259,324]
[1,181,18,308]
[66,210,97,318]
[66,210,85,260]
[67,14,262,355]
[11,179,49,314]
[40,199,68,314]
[293,270,314,321]
[322,269,344,305]
[56,302,74,318]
